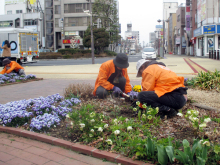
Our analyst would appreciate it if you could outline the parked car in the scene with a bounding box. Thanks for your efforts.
[142,47,156,60]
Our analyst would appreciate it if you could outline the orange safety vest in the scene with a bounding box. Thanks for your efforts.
[0,61,24,74]
[93,60,132,96]
[141,64,185,97]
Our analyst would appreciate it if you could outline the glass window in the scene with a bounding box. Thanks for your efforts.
[55,18,59,27]
[7,10,12,14]
[143,48,155,52]
[64,3,85,13]
[55,5,61,14]
[218,36,220,49]
[207,36,214,53]
[16,10,22,14]
[64,17,87,27]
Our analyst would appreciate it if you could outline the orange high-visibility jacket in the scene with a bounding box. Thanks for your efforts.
[93,60,132,96]
[0,61,24,74]
[141,64,185,97]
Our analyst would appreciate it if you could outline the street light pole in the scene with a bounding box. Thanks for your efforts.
[89,0,95,64]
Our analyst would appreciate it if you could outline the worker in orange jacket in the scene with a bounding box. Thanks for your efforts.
[136,59,187,119]
[93,53,132,99]
[0,58,25,76]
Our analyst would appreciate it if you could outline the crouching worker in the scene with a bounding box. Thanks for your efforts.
[0,58,25,76]
[93,53,132,99]
[136,59,187,119]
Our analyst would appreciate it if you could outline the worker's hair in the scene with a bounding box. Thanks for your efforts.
[4,40,10,48]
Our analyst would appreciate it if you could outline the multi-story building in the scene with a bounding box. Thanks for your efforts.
[190,0,197,56]
[124,23,139,52]
[167,13,176,53]
[163,0,178,51]
[176,3,186,55]
[1,0,44,48]
[193,0,220,57]
[149,32,156,46]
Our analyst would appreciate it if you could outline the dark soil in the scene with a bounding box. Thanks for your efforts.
[0,78,43,87]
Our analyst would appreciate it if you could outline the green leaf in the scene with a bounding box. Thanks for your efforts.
[196,156,206,165]
[147,137,155,156]
[176,149,190,164]
[157,145,168,165]
[183,139,190,148]
[165,146,174,163]
[214,145,220,155]
[201,145,208,161]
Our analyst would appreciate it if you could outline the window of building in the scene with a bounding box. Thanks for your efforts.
[55,18,59,27]
[24,19,38,26]
[7,10,12,14]
[64,3,89,13]
[55,5,61,14]
[0,21,13,27]
[207,36,214,53]
[16,10,22,14]
[64,17,88,27]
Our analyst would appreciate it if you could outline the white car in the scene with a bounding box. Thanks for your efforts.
[142,47,156,60]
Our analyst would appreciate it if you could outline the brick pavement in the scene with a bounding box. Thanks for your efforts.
[0,132,116,165]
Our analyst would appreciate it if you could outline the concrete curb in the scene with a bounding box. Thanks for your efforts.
[0,126,151,165]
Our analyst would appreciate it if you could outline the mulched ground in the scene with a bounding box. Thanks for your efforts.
[20,96,220,147]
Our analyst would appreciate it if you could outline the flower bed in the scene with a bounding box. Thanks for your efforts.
[0,85,220,165]
[0,73,43,86]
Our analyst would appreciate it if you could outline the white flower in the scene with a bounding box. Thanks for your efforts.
[90,129,94,133]
[54,125,56,128]
[70,122,73,125]
[127,126,132,131]
[189,116,193,121]
[142,104,147,108]
[89,134,93,137]
[187,111,191,115]
[66,114,70,118]
[136,101,140,106]
[104,124,108,128]
[199,123,207,128]
[98,127,103,132]
[204,118,211,123]
[133,108,137,112]
[105,139,112,145]
[79,123,85,128]
[194,110,199,116]
[113,119,118,124]
[125,118,129,122]
[114,130,120,135]
[155,107,159,113]
[193,117,199,122]
[90,119,95,123]
[90,112,95,118]
[203,141,210,146]
[177,113,183,117]
[142,114,146,118]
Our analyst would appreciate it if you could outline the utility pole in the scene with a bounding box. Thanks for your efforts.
[88,0,95,64]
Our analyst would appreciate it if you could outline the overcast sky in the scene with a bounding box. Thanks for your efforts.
[0,0,185,47]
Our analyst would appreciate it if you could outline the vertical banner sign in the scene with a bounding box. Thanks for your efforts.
[186,15,191,31]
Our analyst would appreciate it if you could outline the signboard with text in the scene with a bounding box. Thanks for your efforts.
[203,25,216,34]
[194,27,202,37]
[5,0,25,4]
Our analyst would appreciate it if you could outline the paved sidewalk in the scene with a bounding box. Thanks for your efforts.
[0,132,116,165]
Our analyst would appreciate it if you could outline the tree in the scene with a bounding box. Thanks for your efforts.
[83,26,110,54]
[92,0,119,51]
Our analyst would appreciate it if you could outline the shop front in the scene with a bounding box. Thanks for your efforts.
[194,26,203,56]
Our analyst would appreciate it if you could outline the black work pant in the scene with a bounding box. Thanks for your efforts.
[96,77,126,99]
[137,91,186,112]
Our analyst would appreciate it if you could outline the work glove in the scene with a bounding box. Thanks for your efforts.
[112,86,122,94]
[127,91,138,99]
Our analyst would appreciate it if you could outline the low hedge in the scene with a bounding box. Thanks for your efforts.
[38,49,116,59]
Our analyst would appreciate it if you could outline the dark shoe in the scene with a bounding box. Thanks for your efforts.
[167,108,177,119]
[158,112,165,119]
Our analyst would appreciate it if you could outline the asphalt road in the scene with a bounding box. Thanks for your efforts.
[24,52,143,66]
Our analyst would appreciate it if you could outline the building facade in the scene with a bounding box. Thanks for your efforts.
[176,3,186,55]
[149,32,156,47]
[193,0,220,57]
[168,13,176,53]
[163,0,178,51]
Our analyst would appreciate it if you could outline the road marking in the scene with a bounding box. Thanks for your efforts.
[184,58,208,73]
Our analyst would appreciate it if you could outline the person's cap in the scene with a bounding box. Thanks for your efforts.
[2,58,11,66]
[113,53,129,68]
[136,59,149,77]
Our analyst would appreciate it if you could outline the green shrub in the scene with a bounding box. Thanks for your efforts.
[186,69,220,91]
[104,50,117,56]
